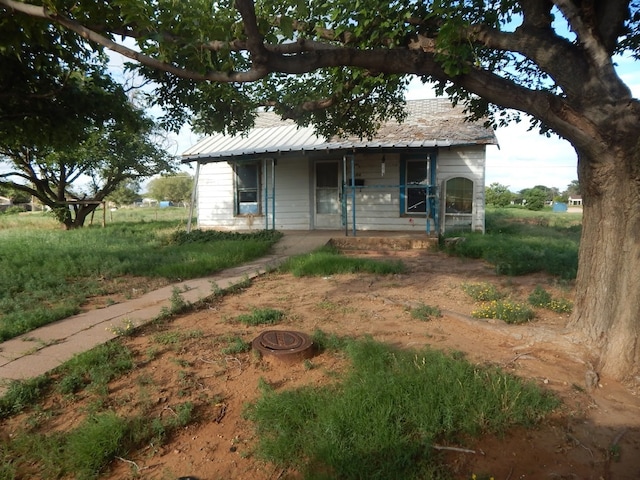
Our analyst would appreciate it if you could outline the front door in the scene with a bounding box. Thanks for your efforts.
[315,161,342,229]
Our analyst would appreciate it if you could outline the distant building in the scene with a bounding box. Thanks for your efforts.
[568,195,582,206]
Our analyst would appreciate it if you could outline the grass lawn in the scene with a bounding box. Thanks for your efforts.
[443,206,582,279]
[0,207,282,341]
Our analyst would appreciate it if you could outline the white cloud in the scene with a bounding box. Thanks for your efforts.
[487,122,577,192]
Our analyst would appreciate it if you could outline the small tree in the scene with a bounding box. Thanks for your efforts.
[0,14,175,229]
[147,174,193,206]
[521,187,547,211]
[1,107,174,229]
[108,180,141,207]
[485,183,513,207]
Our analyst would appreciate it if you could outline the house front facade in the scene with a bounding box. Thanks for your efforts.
[182,99,498,235]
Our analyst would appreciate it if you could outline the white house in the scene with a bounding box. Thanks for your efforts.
[568,195,582,206]
[181,99,498,235]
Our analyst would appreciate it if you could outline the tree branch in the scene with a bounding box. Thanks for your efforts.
[520,0,554,29]
[553,0,632,99]
[472,23,589,100]
[554,0,615,69]
[234,0,270,71]
[0,0,267,83]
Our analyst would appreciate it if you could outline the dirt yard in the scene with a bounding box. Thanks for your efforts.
[6,249,640,479]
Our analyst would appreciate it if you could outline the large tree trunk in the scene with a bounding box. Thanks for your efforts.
[569,144,640,381]
[60,203,99,229]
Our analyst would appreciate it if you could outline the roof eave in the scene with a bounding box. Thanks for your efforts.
[180,138,499,164]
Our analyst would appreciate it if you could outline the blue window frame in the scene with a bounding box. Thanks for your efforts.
[400,155,437,217]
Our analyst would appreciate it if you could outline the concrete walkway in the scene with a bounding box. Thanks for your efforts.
[0,231,334,396]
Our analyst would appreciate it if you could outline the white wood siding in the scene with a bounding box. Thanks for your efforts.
[196,162,236,229]
[437,146,486,233]
[196,158,313,231]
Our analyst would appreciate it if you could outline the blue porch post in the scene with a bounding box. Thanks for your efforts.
[350,154,356,236]
[271,158,276,230]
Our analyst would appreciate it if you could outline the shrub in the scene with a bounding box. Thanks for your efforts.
[528,285,552,307]
[168,228,282,245]
[410,304,442,321]
[528,286,573,314]
[65,412,127,479]
[0,376,51,418]
[547,298,573,314]
[221,336,251,354]
[472,300,535,324]
[280,245,405,276]
[443,209,580,280]
[462,282,503,302]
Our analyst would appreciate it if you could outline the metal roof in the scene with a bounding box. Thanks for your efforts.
[181,98,498,162]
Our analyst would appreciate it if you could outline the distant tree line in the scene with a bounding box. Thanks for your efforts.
[485,180,581,211]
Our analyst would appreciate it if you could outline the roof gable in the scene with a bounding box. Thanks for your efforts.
[182,98,498,162]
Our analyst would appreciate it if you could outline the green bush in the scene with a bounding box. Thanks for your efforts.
[221,336,251,354]
[528,286,553,307]
[2,402,197,478]
[55,341,134,395]
[65,412,127,479]
[528,286,573,314]
[410,303,442,321]
[547,298,573,314]
[0,376,51,418]
[168,228,282,245]
[462,282,503,302]
[472,300,535,324]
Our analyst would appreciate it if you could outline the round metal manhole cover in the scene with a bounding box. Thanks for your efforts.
[252,330,314,362]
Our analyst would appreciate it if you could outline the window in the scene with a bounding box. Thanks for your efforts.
[234,162,260,215]
[445,177,473,214]
[405,160,430,214]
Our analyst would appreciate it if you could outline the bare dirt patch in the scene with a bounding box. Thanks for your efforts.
[4,250,640,479]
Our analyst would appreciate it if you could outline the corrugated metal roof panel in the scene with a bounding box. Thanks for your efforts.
[182,99,498,162]
[182,124,326,159]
